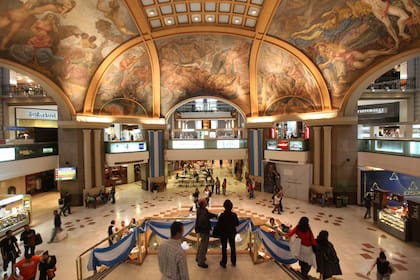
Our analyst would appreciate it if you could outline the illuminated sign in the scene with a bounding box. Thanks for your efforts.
[16,108,58,120]
[172,140,205,149]
[217,140,240,149]
[278,141,289,150]
[0,148,15,162]
[109,142,147,153]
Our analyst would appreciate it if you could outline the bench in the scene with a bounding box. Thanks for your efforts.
[83,187,109,208]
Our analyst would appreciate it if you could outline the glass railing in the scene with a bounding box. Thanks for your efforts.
[167,139,247,149]
[0,142,58,162]
[358,139,420,157]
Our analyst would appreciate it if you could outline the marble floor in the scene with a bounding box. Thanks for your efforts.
[5,166,420,280]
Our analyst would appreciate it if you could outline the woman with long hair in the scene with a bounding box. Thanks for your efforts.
[287,216,317,279]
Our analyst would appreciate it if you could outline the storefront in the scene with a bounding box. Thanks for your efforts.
[0,194,31,237]
[363,170,420,241]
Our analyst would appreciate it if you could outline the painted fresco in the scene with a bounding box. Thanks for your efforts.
[156,35,251,116]
[268,0,420,109]
[258,43,321,116]
[0,0,138,111]
[94,45,152,116]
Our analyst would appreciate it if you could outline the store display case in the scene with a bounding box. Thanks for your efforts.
[377,207,407,241]
[0,194,31,237]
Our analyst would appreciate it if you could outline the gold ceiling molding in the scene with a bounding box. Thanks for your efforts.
[0,58,75,120]
[249,0,281,117]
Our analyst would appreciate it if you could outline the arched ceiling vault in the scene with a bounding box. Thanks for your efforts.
[0,0,419,121]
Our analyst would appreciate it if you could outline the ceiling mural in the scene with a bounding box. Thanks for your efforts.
[268,0,420,109]
[257,43,322,116]
[94,44,152,116]
[0,0,138,111]
[156,34,251,116]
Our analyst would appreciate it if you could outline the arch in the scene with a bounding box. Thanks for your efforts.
[0,59,75,120]
[165,96,247,122]
[342,48,420,117]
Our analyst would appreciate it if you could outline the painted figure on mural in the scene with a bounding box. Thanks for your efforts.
[0,0,76,50]
[96,0,136,36]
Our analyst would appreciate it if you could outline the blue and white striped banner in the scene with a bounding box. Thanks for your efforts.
[146,220,196,239]
[87,230,137,271]
[148,130,163,177]
[257,229,297,264]
[87,218,297,271]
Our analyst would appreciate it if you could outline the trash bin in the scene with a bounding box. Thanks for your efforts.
[335,196,342,208]
[342,196,349,207]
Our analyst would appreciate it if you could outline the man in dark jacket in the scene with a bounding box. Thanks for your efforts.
[195,199,217,268]
[218,199,239,268]
[20,224,36,256]
[48,210,62,243]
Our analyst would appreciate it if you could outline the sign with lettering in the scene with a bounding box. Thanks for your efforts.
[16,108,58,120]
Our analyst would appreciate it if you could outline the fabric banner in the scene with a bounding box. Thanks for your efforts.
[257,229,297,265]
[87,218,296,271]
[87,230,137,271]
[146,220,196,239]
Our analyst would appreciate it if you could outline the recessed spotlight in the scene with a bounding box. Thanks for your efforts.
[207,16,214,22]
[193,16,200,21]
[150,11,155,16]
[234,19,240,24]
[251,10,257,15]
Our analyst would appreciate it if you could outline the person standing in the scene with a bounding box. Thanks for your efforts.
[315,230,342,280]
[0,230,21,279]
[215,177,221,195]
[287,217,317,279]
[158,221,189,280]
[63,192,72,215]
[222,178,227,196]
[13,253,41,280]
[364,193,372,219]
[38,251,57,280]
[195,199,217,268]
[190,188,200,212]
[367,251,394,280]
[108,220,117,246]
[48,210,62,243]
[20,225,36,256]
[218,199,239,268]
[110,184,116,204]
[272,192,281,214]
[278,188,284,212]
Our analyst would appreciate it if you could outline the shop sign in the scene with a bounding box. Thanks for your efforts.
[172,140,204,149]
[278,141,289,150]
[16,108,58,120]
[0,148,15,162]
[110,142,147,153]
[217,140,240,149]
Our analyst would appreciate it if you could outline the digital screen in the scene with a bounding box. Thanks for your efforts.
[55,167,77,181]
[289,141,303,151]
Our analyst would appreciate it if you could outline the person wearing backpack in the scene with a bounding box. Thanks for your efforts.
[367,251,394,279]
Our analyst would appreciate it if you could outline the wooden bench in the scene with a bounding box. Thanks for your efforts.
[83,187,109,208]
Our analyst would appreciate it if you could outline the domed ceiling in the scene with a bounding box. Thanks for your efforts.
[0,0,419,119]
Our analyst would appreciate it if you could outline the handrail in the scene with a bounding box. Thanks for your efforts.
[76,216,294,280]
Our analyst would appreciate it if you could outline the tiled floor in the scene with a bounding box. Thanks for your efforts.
[5,166,420,279]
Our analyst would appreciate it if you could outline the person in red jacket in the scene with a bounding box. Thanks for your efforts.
[13,253,41,280]
[287,216,317,279]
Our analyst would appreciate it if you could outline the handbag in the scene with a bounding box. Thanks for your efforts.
[289,234,301,258]
[35,233,43,245]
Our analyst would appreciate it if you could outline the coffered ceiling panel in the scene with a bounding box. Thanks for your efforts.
[140,0,264,29]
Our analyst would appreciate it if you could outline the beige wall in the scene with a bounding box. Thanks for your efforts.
[0,176,26,194]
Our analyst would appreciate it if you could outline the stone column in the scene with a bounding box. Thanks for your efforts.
[313,126,321,186]
[323,126,332,187]
[83,129,93,190]
[93,129,104,188]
